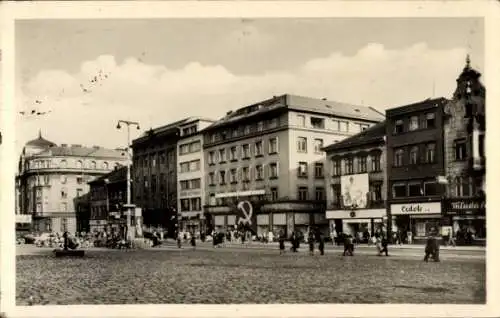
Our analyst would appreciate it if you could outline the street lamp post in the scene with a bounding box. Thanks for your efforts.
[116,120,140,241]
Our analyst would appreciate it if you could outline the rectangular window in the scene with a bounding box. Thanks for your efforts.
[44,175,50,185]
[409,116,419,131]
[270,187,279,201]
[219,171,226,185]
[358,156,367,173]
[230,169,237,183]
[244,125,251,135]
[191,178,201,189]
[394,148,404,167]
[298,187,308,201]
[332,120,340,131]
[269,137,278,154]
[242,144,250,159]
[371,154,381,172]
[330,185,341,204]
[190,198,201,211]
[230,146,238,161]
[408,183,423,196]
[311,117,325,129]
[255,165,264,180]
[345,158,354,174]
[60,175,67,184]
[76,188,83,197]
[297,114,306,126]
[269,118,278,129]
[314,162,324,178]
[208,151,215,165]
[360,124,370,131]
[35,188,42,200]
[297,137,307,153]
[208,172,215,185]
[456,177,471,197]
[339,121,349,132]
[180,162,190,173]
[36,203,42,213]
[314,139,324,153]
[298,162,308,177]
[255,141,263,156]
[257,121,264,132]
[424,181,438,196]
[454,139,467,160]
[232,128,239,138]
[181,199,190,211]
[315,187,325,201]
[179,144,190,155]
[425,143,436,163]
[242,167,250,181]
[392,184,407,198]
[409,146,419,165]
[189,160,200,172]
[190,141,201,153]
[369,183,382,202]
[269,163,279,179]
[425,112,436,128]
[394,119,404,134]
[332,159,341,176]
[219,148,227,163]
[151,175,157,193]
[180,180,189,190]
[76,177,83,184]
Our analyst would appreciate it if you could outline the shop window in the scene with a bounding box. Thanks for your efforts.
[393,148,404,167]
[424,182,438,196]
[425,143,436,163]
[409,146,419,165]
[345,157,354,174]
[409,116,419,131]
[270,187,279,201]
[425,112,436,128]
[392,183,407,198]
[314,163,324,178]
[357,156,367,173]
[297,137,307,153]
[454,139,467,161]
[315,187,325,201]
[394,119,404,134]
[298,187,308,201]
[298,162,308,178]
[408,183,423,196]
[332,159,341,176]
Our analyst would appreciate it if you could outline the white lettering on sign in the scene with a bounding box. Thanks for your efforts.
[391,202,441,215]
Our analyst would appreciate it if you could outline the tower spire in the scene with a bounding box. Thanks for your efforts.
[38,129,42,139]
[466,54,471,69]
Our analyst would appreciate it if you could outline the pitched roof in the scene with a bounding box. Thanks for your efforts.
[386,97,448,116]
[25,131,57,148]
[206,94,384,130]
[322,121,386,152]
[33,145,127,159]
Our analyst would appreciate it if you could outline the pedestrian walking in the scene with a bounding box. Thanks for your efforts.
[318,236,325,256]
[190,232,196,250]
[308,231,315,256]
[424,232,440,262]
[177,231,182,249]
[279,233,285,255]
[343,235,354,256]
[379,235,389,256]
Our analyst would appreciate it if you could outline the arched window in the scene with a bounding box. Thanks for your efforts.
[91,161,97,169]
[394,149,404,167]
[102,162,109,170]
[76,160,83,169]
[409,146,419,165]
[60,160,67,168]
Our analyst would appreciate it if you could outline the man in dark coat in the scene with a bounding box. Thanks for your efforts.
[343,235,354,256]
[380,235,389,256]
[318,235,325,256]
[424,232,440,262]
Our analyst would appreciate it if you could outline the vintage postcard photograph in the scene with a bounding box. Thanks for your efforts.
[1,1,499,318]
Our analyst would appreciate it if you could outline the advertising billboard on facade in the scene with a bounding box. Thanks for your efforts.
[341,173,369,209]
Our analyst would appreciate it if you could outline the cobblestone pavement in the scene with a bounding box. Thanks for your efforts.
[16,246,485,305]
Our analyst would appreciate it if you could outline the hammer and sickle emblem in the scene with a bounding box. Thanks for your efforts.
[237,201,253,225]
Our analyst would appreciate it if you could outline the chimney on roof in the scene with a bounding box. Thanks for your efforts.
[226,110,233,116]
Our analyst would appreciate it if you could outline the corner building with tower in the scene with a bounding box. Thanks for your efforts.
[202,94,384,238]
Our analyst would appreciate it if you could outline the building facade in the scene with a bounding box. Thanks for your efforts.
[176,118,216,233]
[87,166,128,234]
[16,132,129,234]
[132,117,210,236]
[324,122,387,239]
[442,56,486,245]
[385,98,448,242]
[203,94,384,239]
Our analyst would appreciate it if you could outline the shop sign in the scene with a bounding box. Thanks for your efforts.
[445,198,485,213]
[390,202,441,215]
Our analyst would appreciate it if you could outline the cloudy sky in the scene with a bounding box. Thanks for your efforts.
[15,18,483,154]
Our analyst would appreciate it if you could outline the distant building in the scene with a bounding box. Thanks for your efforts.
[202,94,384,238]
[442,56,485,245]
[16,131,129,233]
[323,121,387,238]
[385,97,448,243]
[132,117,214,236]
[87,166,128,234]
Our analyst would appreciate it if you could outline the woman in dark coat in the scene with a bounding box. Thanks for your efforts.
[308,231,315,256]
[318,235,325,256]
[279,232,285,255]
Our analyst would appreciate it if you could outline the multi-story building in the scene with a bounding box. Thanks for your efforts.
[132,117,212,236]
[323,121,387,239]
[176,118,216,234]
[86,166,128,234]
[442,56,485,245]
[385,97,449,243]
[203,94,384,238]
[16,132,129,233]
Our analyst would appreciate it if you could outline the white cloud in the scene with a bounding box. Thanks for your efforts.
[16,42,474,154]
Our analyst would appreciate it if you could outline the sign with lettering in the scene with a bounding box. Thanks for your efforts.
[444,198,485,214]
[390,202,441,215]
